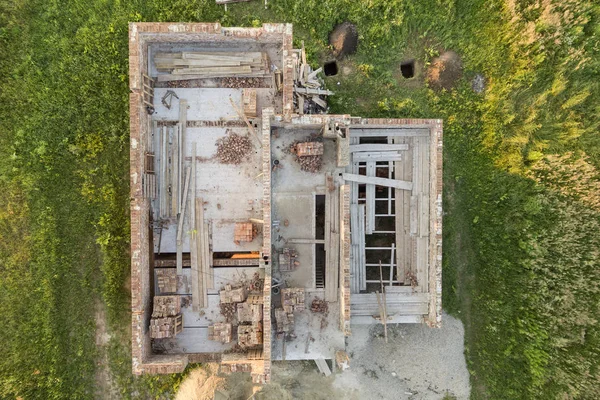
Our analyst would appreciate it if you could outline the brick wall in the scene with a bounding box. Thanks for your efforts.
[260,108,274,383]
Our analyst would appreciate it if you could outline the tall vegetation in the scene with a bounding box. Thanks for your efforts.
[0,0,598,398]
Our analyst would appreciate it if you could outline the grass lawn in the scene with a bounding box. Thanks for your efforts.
[0,1,598,399]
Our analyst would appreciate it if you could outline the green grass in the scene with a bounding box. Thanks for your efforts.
[0,0,599,399]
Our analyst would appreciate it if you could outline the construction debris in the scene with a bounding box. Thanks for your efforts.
[220,303,236,322]
[154,51,269,80]
[215,132,253,164]
[242,88,257,117]
[287,135,324,173]
[219,285,248,304]
[293,42,331,114]
[294,142,324,156]
[160,89,179,109]
[278,247,299,272]
[208,322,233,343]
[238,322,263,348]
[310,298,328,313]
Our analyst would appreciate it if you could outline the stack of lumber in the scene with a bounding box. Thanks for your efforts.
[237,322,263,347]
[275,308,294,335]
[278,247,299,272]
[154,52,269,81]
[237,302,263,323]
[219,285,248,304]
[208,322,233,343]
[152,295,181,318]
[156,269,178,294]
[292,43,332,114]
[281,288,305,314]
[150,315,183,339]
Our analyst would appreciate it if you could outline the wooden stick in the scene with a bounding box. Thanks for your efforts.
[229,97,261,146]
[176,167,191,275]
[379,260,388,343]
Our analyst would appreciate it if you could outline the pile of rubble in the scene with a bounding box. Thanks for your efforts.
[208,322,233,343]
[215,131,253,164]
[288,139,324,173]
[278,247,299,272]
[219,77,265,88]
[275,288,305,338]
[310,297,328,313]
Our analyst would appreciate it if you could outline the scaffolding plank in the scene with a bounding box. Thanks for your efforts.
[350,144,409,152]
[342,173,413,191]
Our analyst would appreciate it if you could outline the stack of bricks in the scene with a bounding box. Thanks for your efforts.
[234,222,255,243]
[152,295,181,318]
[295,142,324,156]
[219,285,248,304]
[278,248,299,272]
[207,322,233,343]
[281,288,305,313]
[246,293,264,304]
[274,307,294,336]
[150,315,183,339]
[237,302,263,324]
[238,322,263,348]
[156,269,178,294]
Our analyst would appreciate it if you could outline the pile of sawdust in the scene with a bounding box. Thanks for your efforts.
[174,364,224,400]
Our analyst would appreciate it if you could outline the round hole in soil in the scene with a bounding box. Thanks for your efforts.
[324,61,338,76]
[400,60,415,78]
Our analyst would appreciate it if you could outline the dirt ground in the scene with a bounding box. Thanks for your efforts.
[175,364,225,400]
[94,300,119,400]
[179,312,470,399]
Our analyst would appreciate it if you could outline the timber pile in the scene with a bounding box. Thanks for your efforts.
[220,285,248,304]
[215,132,253,164]
[150,315,183,339]
[278,247,299,272]
[293,43,332,114]
[237,322,263,348]
[281,288,305,314]
[156,269,178,294]
[154,52,269,81]
[237,302,263,323]
[208,322,233,343]
[152,295,181,318]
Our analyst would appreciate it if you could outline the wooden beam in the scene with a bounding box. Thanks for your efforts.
[350,128,430,137]
[179,100,187,211]
[350,144,409,152]
[353,152,403,162]
[176,166,191,275]
[342,173,413,191]
[365,163,375,235]
[190,144,200,310]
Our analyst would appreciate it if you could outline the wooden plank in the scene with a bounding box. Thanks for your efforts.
[350,128,430,137]
[172,66,252,75]
[365,162,375,235]
[293,87,334,96]
[358,204,367,291]
[155,72,270,82]
[176,167,191,276]
[205,221,213,291]
[179,102,187,211]
[190,144,200,310]
[196,198,208,307]
[350,204,359,294]
[350,144,409,152]
[352,152,403,162]
[287,238,325,244]
[171,124,179,216]
[315,358,332,377]
[342,173,413,191]
[409,195,418,236]
[389,243,395,287]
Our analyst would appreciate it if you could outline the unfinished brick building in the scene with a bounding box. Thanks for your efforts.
[129,22,442,382]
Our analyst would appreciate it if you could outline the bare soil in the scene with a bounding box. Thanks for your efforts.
[426,51,463,91]
[329,22,358,58]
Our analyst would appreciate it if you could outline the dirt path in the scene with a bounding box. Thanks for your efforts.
[94,300,119,400]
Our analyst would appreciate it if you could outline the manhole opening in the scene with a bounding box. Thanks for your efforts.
[400,60,415,78]
[324,61,338,76]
